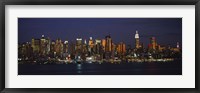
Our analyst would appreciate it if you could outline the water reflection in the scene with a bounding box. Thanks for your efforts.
[77,64,82,73]
[18,61,182,75]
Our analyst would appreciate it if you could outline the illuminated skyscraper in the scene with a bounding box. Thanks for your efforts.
[95,39,101,54]
[104,35,112,60]
[88,37,94,55]
[40,35,46,55]
[76,38,82,51]
[24,42,32,58]
[61,40,68,59]
[69,41,75,59]
[64,40,69,53]
[88,37,94,48]
[117,42,126,55]
[122,43,126,54]
[150,37,156,50]
[31,38,40,53]
[50,41,55,53]
[135,31,140,49]
[111,43,116,59]
[82,39,88,53]
[95,39,101,45]
[46,37,51,54]
[105,35,112,52]
[84,39,87,45]
[55,38,63,56]
[101,39,106,51]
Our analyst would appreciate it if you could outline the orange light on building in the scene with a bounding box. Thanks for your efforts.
[135,31,140,49]
[117,42,126,54]
[88,37,94,48]
[105,35,112,52]
[122,43,126,54]
[101,39,106,51]
[150,37,156,50]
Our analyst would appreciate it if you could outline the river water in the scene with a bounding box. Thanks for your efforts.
[18,61,182,75]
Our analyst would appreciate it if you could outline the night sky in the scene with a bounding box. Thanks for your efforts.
[18,18,182,48]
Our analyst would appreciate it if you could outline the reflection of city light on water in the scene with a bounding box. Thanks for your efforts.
[77,64,82,73]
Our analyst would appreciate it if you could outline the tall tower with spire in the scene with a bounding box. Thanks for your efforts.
[135,30,140,49]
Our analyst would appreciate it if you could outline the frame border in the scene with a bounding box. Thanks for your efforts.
[0,0,200,93]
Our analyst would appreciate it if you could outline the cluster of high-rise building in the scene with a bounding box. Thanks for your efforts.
[18,31,181,63]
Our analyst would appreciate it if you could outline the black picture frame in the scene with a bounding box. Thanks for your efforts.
[0,0,199,93]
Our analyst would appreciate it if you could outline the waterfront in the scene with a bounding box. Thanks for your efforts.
[18,60,182,75]
[18,18,182,75]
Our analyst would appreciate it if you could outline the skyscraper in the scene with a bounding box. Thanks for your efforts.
[82,39,88,53]
[31,38,40,54]
[88,37,94,55]
[40,35,46,55]
[150,37,156,50]
[46,37,51,55]
[105,35,112,52]
[101,39,106,51]
[105,35,112,60]
[95,39,101,54]
[55,38,63,56]
[50,41,55,55]
[69,41,75,59]
[84,39,87,45]
[76,38,82,51]
[88,37,94,48]
[135,31,140,49]
[117,42,126,55]
[64,40,69,53]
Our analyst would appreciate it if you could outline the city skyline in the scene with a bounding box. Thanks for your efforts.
[18,18,182,75]
[19,32,180,49]
[18,18,182,48]
[18,29,181,62]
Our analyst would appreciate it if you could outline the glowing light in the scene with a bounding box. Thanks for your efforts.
[135,30,139,38]
[76,38,82,40]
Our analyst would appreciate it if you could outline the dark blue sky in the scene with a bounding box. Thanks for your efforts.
[18,18,182,48]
